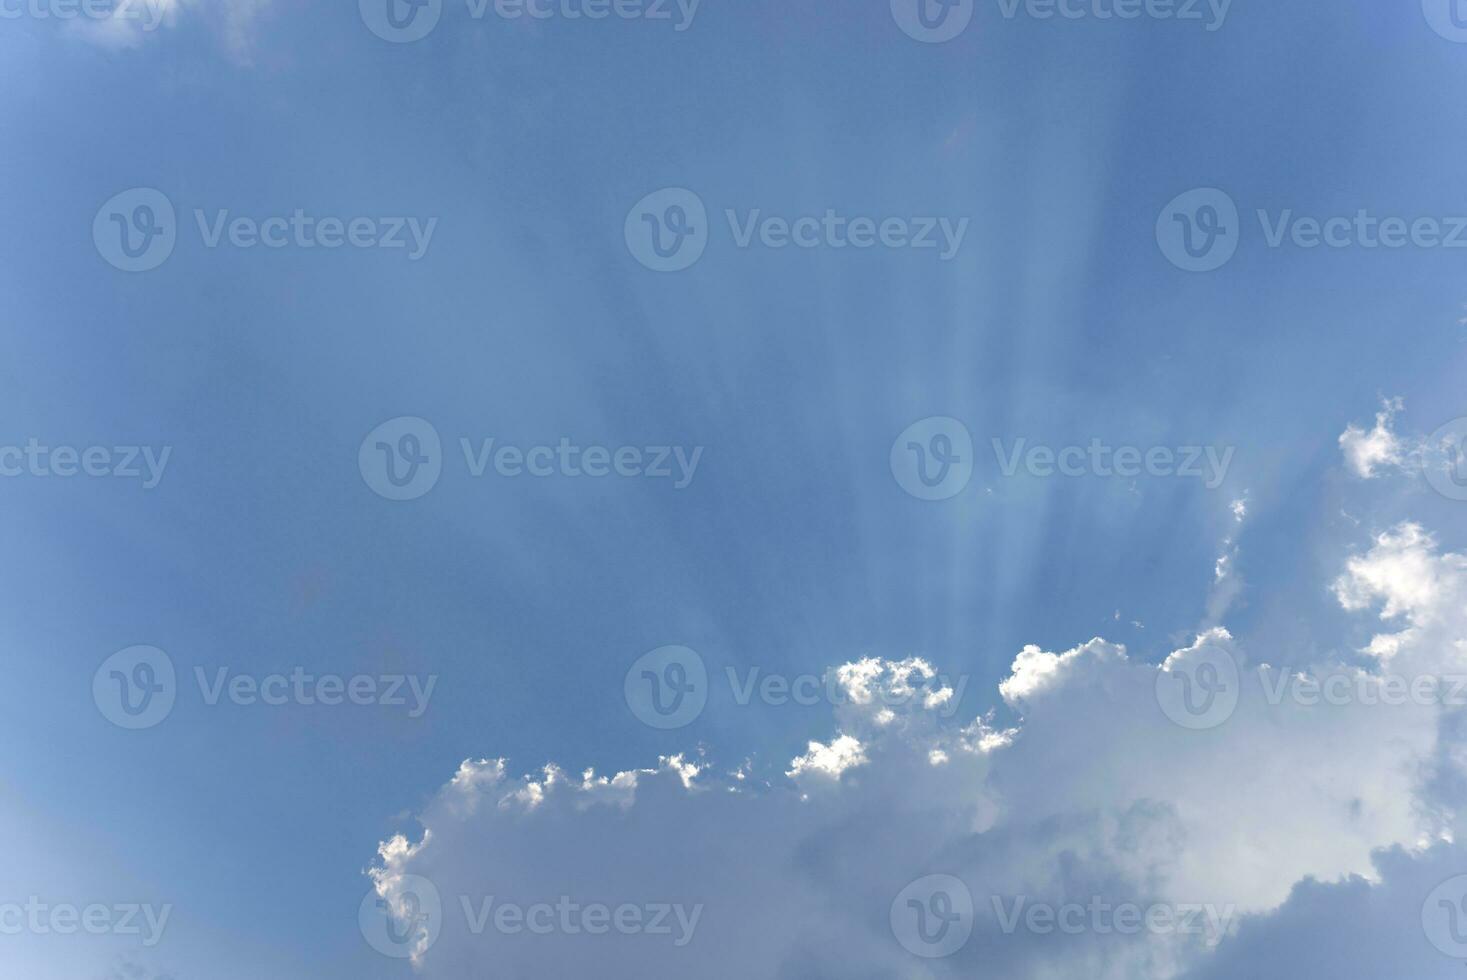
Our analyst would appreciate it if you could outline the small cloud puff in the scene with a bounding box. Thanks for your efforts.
[1340,398,1408,478]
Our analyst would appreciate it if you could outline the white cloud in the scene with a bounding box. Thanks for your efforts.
[1207,492,1249,624]
[362,417,1467,978]
[366,531,1467,977]
[1333,522,1467,666]
[786,734,867,784]
[1339,397,1410,479]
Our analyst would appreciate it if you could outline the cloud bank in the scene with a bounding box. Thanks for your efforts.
[366,406,1467,978]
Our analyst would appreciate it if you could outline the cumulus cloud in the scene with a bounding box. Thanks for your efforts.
[1340,398,1409,478]
[1336,397,1467,494]
[364,413,1467,979]
[786,734,867,784]
[366,596,1464,975]
[1334,523,1467,665]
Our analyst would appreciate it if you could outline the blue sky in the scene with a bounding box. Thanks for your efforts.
[3,1,1467,977]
